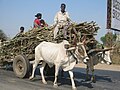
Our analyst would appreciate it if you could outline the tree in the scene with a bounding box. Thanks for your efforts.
[0,29,7,41]
[100,32,116,47]
[100,36,106,45]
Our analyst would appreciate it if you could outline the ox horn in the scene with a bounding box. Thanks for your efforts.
[67,47,76,51]
[88,47,114,54]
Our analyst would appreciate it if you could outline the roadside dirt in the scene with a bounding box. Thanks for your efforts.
[75,63,120,71]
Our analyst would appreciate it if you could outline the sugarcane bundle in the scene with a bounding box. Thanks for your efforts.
[0,21,100,61]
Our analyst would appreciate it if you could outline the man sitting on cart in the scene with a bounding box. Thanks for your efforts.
[53,3,72,39]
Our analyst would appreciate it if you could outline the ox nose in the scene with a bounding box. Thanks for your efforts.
[109,62,112,65]
[86,59,89,62]
[83,57,89,63]
[107,62,112,65]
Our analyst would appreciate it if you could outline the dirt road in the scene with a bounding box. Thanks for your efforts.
[75,63,120,71]
[0,63,120,90]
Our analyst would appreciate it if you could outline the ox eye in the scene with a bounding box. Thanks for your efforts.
[78,48,84,56]
[78,47,83,52]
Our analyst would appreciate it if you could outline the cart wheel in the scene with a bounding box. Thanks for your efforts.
[13,55,30,78]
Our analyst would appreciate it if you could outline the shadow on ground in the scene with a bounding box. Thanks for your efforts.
[2,65,116,89]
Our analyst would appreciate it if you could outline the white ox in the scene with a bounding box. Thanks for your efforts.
[84,47,112,83]
[29,40,89,90]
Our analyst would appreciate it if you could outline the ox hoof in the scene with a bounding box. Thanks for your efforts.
[53,84,58,88]
[72,87,77,90]
[29,76,34,80]
[42,81,47,84]
[91,77,96,83]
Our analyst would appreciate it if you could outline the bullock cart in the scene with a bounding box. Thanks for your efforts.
[0,21,100,78]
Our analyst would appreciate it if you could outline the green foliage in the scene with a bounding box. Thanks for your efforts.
[100,36,106,45]
[101,32,120,64]
[100,32,116,47]
[0,29,7,41]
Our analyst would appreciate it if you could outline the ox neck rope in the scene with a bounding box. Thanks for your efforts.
[69,51,78,64]
[69,50,87,64]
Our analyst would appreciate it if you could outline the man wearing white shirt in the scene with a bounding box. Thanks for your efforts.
[54,3,71,39]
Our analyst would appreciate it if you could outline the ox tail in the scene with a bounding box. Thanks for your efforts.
[30,60,43,65]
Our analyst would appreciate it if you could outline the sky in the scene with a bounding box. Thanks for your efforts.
[0,0,108,42]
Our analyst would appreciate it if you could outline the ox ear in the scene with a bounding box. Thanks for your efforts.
[64,44,70,49]
[63,40,70,45]
[67,47,76,51]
